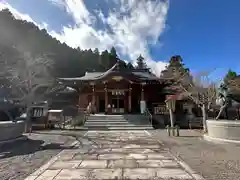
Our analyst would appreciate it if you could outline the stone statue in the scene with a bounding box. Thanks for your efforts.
[215,83,240,120]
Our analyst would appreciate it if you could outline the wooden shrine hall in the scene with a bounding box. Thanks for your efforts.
[58,61,174,114]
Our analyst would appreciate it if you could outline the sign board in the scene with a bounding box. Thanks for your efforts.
[48,109,63,121]
[112,76,123,81]
[154,105,168,115]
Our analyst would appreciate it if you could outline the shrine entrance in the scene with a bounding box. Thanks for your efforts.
[111,90,125,114]
[111,97,125,114]
[99,99,105,113]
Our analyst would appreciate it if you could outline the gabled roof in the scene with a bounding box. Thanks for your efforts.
[59,63,119,81]
[58,62,171,83]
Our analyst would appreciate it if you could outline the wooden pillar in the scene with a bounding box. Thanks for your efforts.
[90,82,96,113]
[104,83,108,113]
[128,84,132,113]
[91,84,96,104]
[78,88,81,109]
[141,82,146,101]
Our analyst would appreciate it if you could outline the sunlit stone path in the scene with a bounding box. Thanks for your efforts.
[25,131,203,180]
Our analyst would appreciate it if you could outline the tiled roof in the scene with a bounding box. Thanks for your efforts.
[59,63,119,81]
[59,71,160,81]
[58,72,102,81]
[132,71,159,81]
[58,62,172,82]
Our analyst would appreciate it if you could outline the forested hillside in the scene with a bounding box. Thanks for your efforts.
[0,9,134,78]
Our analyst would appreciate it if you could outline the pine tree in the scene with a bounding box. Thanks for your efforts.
[93,48,99,54]
[99,50,110,70]
[168,55,189,73]
[224,69,237,85]
[126,62,134,69]
[161,55,190,79]
[136,55,147,69]
[109,47,118,67]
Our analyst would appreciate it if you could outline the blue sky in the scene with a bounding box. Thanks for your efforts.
[157,0,240,77]
[1,0,240,79]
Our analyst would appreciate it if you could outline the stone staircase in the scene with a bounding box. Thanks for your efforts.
[83,114,153,130]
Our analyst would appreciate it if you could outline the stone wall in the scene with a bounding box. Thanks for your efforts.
[0,121,25,141]
[207,120,240,141]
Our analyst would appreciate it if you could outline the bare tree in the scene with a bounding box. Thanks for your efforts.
[1,46,55,131]
[171,70,218,132]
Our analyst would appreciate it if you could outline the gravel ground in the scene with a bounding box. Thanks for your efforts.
[149,129,240,180]
[0,130,86,180]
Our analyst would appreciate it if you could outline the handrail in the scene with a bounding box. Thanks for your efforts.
[144,108,153,126]
[78,108,89,124]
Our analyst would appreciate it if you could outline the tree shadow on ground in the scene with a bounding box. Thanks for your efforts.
[33,131,101,147]
[0,138,77,159]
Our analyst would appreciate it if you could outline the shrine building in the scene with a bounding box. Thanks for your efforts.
[58,61,174,114]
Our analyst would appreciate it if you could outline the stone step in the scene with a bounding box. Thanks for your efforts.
[87,118,127,121]
[87,116,147,120]
[84,124,152,127]
[85,122,131,125]
[85,122,151,126]
[65,126,153,131]
[87,119,127,121]
[88,116,148,120]
[89,115,125,118]
[85,126,153,130]
[87,121,128,123]
[86,119,149,123]
[84,114,153,130]
[86,120,129,123]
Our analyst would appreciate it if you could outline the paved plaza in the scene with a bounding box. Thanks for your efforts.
[25,130,203,180]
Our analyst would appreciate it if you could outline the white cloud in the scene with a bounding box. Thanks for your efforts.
[1,0,169,76]
[0,2,35,23]
[0,1,48,30]
[49,0,169,76]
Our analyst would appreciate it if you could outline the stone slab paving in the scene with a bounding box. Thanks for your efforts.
[25,130,203,180]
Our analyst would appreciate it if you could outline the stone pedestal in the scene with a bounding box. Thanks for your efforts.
[205,120,240,143]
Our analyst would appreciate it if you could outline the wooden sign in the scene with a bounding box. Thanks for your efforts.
[154,105,168,115]
[112,76,123,81]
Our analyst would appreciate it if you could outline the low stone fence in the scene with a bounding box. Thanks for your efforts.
[206,120,240,142]
[0,120,25,141]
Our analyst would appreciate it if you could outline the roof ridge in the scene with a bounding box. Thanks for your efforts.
[96,62,119,79]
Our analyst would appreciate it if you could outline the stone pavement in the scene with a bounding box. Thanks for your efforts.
[25,130,204,180]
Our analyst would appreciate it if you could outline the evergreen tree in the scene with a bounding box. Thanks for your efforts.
[0,9,129,78]
[76,47,81,52]
[118,60,127,70]
[168,55,189,73]
[224,69,237,85]
[109,47,118,67]
[161,55,190,79]
[136,55,147,69]
[99,50,110,70]
[126,62,134,69]
[93,48,99,54]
